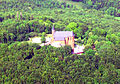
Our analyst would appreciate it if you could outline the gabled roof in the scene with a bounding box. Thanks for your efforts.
[54,31,74,41]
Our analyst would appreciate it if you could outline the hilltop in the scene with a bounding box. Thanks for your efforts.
[0,0,120,84]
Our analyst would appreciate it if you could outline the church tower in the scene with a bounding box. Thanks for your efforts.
[51,24,55,42]
[52,24,55,35]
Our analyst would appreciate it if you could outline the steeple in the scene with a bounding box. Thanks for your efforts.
[52,24,55,35]
[52,24,55,31]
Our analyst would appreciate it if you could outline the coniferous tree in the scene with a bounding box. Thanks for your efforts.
[20,12,22,20]
[17,11,19,20]
[41,32,46,43]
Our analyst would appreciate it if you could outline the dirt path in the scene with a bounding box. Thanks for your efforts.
[57,0,84,9]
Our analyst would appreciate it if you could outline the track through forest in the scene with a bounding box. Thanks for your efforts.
[57,0,85,9]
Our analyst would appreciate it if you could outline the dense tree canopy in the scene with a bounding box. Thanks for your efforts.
[72,0,120,16]
[0,0,120,83]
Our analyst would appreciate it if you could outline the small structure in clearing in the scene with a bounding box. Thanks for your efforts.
[51,25,75,49]
[28,25,85,55]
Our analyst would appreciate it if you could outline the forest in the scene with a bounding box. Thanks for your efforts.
[72,0,120,16]
[0,0,120,83]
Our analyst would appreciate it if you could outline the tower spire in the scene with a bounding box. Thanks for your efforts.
[52,24,55,30]
[52,24,55,42]
[52,24,55,35]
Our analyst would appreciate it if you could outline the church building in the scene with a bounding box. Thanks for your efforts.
[51,25,75,49]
